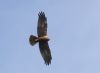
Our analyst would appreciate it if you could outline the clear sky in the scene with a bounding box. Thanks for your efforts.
[0,0,100,73]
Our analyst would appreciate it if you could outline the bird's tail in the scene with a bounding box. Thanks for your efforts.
[29,35,39,46]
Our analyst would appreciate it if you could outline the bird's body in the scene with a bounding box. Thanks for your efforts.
[29,12,52,65]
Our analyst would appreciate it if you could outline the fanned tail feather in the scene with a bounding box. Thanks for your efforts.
[29,35,38,46]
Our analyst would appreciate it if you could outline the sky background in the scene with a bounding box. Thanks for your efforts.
[0,0,100,73]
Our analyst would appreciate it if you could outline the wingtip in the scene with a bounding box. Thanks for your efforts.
[45,61,51,65]
[38,11,45,17]
[44,55,52,65]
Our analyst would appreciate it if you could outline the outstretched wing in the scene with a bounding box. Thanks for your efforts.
[39,41,52,65]
[37,12,52,65]
[37,12,47,37]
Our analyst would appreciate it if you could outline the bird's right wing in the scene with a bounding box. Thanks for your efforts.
[37,12,48,37]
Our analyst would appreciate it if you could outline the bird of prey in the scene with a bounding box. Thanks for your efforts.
[29,12,52,65]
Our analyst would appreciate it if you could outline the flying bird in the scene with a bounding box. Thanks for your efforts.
[29,12,52,65]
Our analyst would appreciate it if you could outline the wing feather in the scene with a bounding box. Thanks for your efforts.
[39,40,52,65]
[37,11,52,65]
[37,12,47,37]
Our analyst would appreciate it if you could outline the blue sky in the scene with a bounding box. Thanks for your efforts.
[0,0,100,73]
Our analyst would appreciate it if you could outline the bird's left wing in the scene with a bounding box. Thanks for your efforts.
[39,41,52,65]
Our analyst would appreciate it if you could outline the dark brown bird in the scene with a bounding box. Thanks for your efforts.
[29,12,52,65]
